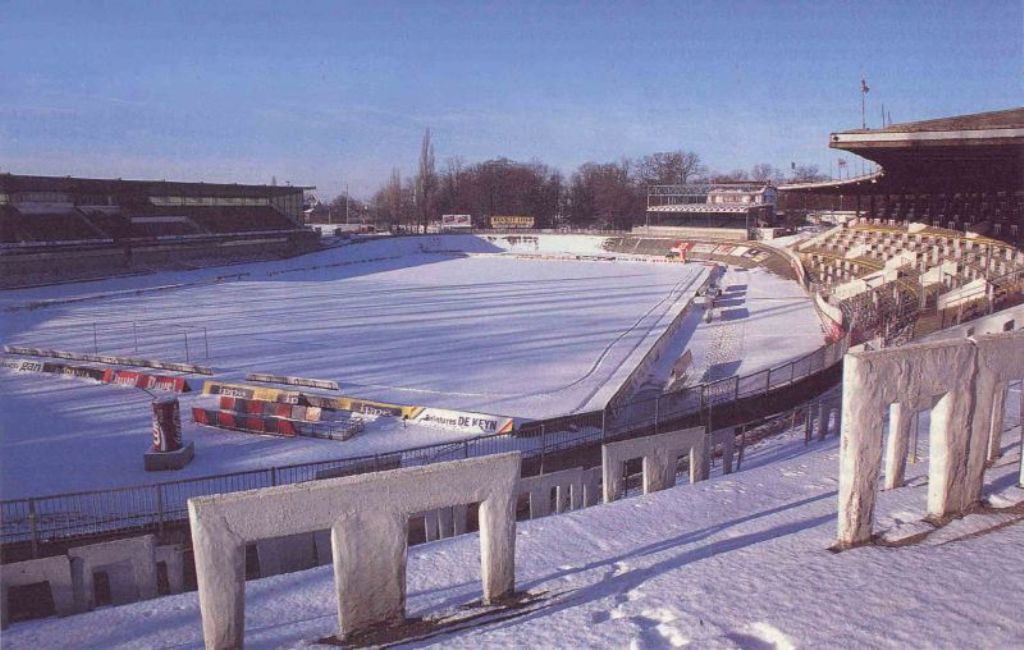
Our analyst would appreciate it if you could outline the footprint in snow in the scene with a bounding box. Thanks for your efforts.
[625,611,689,649]
[591,609,612,624]
[724,622,797,650]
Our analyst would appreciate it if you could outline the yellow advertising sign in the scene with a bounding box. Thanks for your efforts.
[490,215,534,229]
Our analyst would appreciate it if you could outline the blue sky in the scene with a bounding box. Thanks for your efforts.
[2,1,1020,198]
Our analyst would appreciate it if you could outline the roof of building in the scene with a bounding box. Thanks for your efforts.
[814,108,1024,193]
[0,174,313,198]
[834,107,1024,136]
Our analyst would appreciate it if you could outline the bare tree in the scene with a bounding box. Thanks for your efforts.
[369,167,411,229]
[790,164,829,183]
[415,128,437,233]
[634,151,706,186]
[711,169,750,183]
[440,156,465,212]
[569,161,641,229]
[750,163,785,184]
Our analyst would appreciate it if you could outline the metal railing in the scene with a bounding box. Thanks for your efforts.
[0,332,848,547]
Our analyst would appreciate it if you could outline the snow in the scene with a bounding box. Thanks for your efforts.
[4,409,1020,649]
[686,267,824,383]
[0,234,823,498]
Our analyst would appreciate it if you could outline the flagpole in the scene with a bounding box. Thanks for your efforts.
[861,88,866,129]
[860,78,870,129]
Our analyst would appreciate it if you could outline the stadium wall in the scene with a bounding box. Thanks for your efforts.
[0,231,319,288]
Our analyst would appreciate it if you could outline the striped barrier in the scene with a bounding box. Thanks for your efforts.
[109,369,191,393]
[3,357,190,392]
[201,381,416,418]
[218,395,323,422]
[245,373,340,391]
[201,381,516,434]
[193,408,299,437]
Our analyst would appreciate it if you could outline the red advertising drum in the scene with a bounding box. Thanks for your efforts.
[152,395,183,452]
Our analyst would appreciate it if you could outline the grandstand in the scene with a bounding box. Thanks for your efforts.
[644,182,777,239]
[779,107,1024,245]
[797,221,1024,342]
[0,174,319,287]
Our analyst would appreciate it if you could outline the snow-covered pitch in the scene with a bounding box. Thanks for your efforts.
[0,235,823,497]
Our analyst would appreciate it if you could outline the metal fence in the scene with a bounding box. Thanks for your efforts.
[0,331,848,548]
[11,319,211,364]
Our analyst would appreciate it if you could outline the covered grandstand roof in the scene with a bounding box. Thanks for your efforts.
[647,203,768,214]
[782,108,1024,195]
[832,107,1024,136]
[777,171,882,193]
[0,174,313,198]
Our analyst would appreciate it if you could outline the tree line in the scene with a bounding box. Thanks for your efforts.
[323,129,828,230]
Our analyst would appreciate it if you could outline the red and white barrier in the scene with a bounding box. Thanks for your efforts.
[2,357,191,392]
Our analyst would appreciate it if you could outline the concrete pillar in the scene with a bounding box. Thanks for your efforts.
[643,451,673,494]
[332,514,407,636]
[720,432,735,474]
[965,334,1024,507]
[477,483,517,605]
[926,391,974,519]
[837,381,886,547]
[582,467,602,507]
[883,402,914,490]
[602,447,626,504]
[191,518,246,649]
[188,452,520,648]
[986,382,1008,462]
[691,436,709,483]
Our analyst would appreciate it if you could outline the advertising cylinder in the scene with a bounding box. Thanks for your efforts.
[152,395,183,452]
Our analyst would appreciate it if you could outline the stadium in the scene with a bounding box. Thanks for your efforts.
[1,108,1022,647]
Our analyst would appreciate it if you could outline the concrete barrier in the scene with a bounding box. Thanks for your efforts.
[518,467,583,519]
[969,333,1024,502]
[0,555,77,628]
[246,372,340,391]
[602,427,707,503]
[839,340,975,547]
[68,535,158,611]
[582,467,602,507]
[188,452,520,647]
[837,333,1024,548]
[708,428,737,475]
